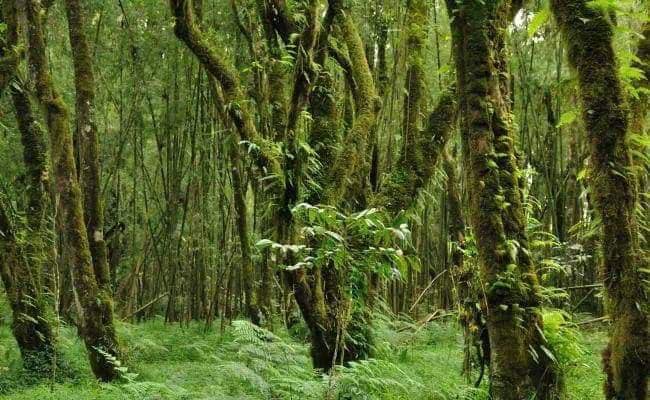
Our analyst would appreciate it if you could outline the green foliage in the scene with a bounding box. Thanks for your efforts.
[0,310,607,399]
[257,204,415,280]
[527,8,551,38]
[541,309,586,370]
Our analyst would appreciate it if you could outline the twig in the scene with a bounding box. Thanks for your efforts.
[121,292,168,321]
[561,283,602,290]
[409,270,448,313]
[575,316,609,326]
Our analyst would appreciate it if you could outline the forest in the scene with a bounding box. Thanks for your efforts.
[0,0,648,398]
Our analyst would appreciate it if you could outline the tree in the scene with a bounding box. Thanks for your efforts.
[445,1,560,398]
[25,0,121,381]
[551,1,649,398]
[0,0,58,376]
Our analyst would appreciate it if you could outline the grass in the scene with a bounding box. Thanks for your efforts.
[0,313,607,400]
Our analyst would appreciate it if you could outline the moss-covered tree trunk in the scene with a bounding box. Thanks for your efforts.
[446,1,559,398]
[377,88,457,214]
[402,0,428,167]
[0,203,57,374]
[551,2,649,398]
[64,0,112,294]
[229,143,260,324]
[170,0,280,176]
[25,0,120,382]
[0,0,58,376]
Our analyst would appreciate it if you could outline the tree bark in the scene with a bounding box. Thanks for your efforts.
[551,2,649,398]
[64,0,111,290]
[446,1,559,398]
[25,0,120,382]
[0,0,58,376]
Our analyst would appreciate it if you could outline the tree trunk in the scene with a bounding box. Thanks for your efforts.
[551,2,649,398]
[446,1,560,398]
[0,0,58,376]
[25,0,120,382]
[64,0,111,291]
[0,203,57,374]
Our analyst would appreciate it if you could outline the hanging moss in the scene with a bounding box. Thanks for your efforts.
[551,1,649,398]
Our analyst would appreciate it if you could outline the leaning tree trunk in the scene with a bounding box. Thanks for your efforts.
[446,1,559,398]
[551,2,649,398]
[25,0,120,382]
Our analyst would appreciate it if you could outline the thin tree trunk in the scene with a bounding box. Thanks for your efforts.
[64,0,111,290]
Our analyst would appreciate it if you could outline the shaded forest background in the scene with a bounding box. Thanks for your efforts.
[0,0,648,399]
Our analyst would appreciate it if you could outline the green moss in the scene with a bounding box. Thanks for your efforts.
[322,9,379,206]
[26,0,121,382]
[551,1,649,398]
[447,1,560,398]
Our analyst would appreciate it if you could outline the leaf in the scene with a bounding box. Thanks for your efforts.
[527,9,550,38]
[576,168,588,181]
[540,345,558,364]
[255,239,274,249]
[556,110,578,128]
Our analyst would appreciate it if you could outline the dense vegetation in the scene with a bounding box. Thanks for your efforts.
[0,0,648,398]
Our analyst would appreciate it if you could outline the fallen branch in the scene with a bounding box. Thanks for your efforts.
[409,270,448,313]
[575,316,609,326]
[122,292,169,321]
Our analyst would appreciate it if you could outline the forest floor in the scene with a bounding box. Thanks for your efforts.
[0,312,607,400]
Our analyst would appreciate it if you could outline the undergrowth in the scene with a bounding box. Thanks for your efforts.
[0,310,607,400]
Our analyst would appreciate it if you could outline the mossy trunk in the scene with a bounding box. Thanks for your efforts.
[25,0,120,382]
[0,0,58,376]
[322,9,380,205]
[282,5,377,371]
[551,2,649,398]
[446,1,559,398]
[229,144,260,324]
[64,0,111,291]
[170,0,280,176]
[288,263,352,372]
[0,205,57,375]
[377,88,457,214]
[402,0,428,161]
